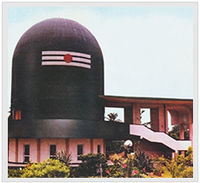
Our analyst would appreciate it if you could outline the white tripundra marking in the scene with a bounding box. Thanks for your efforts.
[41,51,91,69]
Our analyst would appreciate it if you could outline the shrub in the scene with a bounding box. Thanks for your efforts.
[107,153,143,178]
[77,153,108,177]
[8,168,24,178]
[106,153,126,177]
[181,166,193,178]
[133,151,153,174]
[21,159,70,178]
[69,167,80,178]
[154,146,193,178]
[55,150,72,166]
[184,146,193,166]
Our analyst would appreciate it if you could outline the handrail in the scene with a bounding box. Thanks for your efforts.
[129,124,191,151]
[131,123,189,141]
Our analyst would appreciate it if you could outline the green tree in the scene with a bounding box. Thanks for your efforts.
[21,159,70,178]
[105,113,121,122]
[77,153,108,177]
[168,125,189,140]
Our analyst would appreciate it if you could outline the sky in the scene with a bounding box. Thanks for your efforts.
[6,4,195,122]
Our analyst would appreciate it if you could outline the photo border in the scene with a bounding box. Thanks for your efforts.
[2,1,198,182]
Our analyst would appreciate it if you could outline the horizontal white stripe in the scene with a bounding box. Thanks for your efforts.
[42,56,63,60]
[41,61,91,69]
[42,56,91,64]
[42,51,91,59]
[72,57,91,64]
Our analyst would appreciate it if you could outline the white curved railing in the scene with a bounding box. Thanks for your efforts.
[129,124,191,151]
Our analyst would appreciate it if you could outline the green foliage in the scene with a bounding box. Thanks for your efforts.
[154,146,193,178]
[56,150,72,166]
[8,168,24,178]
[106,153,129,177]
[181,166,193,178]
[21,159,70,178]
[106,152,150,177]
[168,125,180,140]
[184,146,193,166]
[133,151,153,174]
[77,153,108,177]
[105,113,121,122]
[69,167,80,178]
[168,125,189,140]
[8,148,193,178]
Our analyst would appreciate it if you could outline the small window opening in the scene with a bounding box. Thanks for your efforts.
[50,145,56,159]
[24,144,30,163]
[140,108,151,128]
[97,144,101,153]
[168,111,173,131]
[105,107,124,122]
[77,144,83,160]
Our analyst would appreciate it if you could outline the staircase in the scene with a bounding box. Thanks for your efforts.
[129,124,191,151]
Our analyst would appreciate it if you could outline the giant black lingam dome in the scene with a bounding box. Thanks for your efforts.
[9,18,128,139]
[11,18,104,121]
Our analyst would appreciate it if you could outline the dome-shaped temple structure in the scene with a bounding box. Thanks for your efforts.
[11,18,104,120]
[9,18,130,165]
